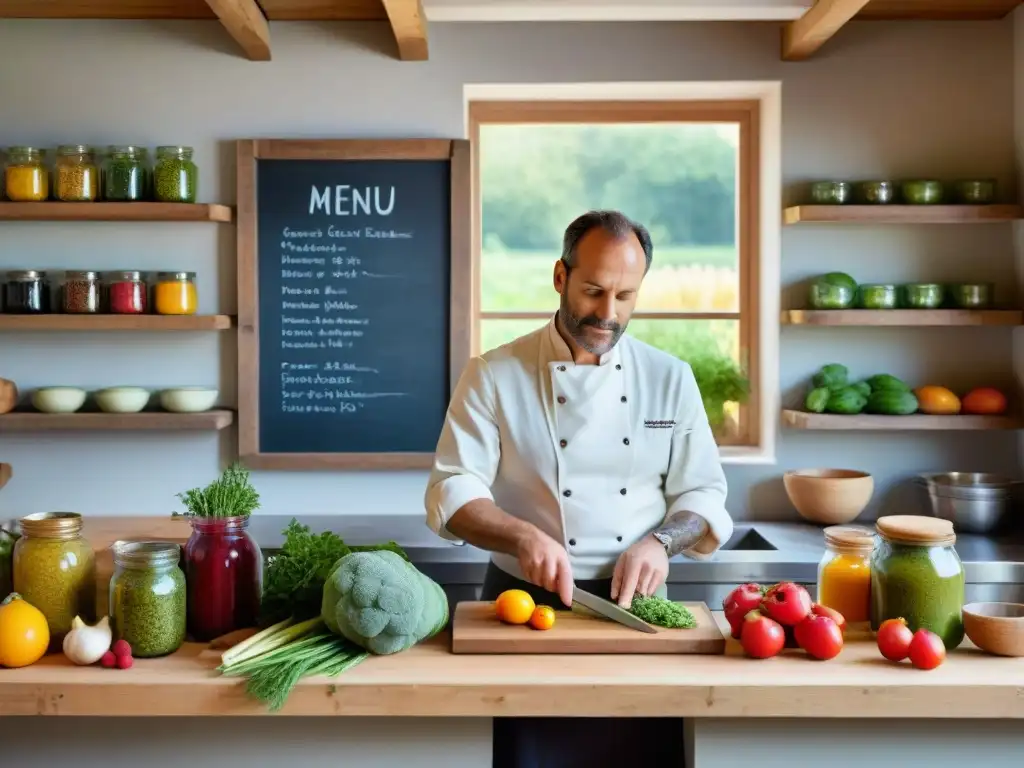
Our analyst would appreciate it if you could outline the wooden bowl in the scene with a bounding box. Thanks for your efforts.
[783,469,874,525]
[963,602,1024,657]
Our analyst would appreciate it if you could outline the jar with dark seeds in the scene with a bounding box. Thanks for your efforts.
[153,145,197,203]
[61,271,101,313]
[54,145,99,202]
[3,270,50,313]
[103,145,149,201]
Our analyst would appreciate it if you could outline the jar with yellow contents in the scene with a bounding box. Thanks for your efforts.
[54,145,99,201]
[4,146,49,201]
[816,525,874,629]
[154,271,198,315]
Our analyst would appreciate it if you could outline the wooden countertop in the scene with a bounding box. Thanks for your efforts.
[2,620,1023,718]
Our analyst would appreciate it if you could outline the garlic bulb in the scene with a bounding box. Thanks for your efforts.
[62,615,113,666]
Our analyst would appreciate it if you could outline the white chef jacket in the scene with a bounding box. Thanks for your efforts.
[424,316,733,580]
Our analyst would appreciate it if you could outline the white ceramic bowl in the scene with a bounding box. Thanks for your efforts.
[95,386,151,414]
[160,387,218,413]
[32,387,87,414]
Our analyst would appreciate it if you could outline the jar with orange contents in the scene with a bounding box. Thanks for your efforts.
[153,271,198,315]
[816,525,874,628]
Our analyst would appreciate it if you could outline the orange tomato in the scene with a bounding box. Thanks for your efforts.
[529,605,556,631]
[495,589,535,625]
[914,385,961,415]
[961,387,1008,415]
[0,593,50,668]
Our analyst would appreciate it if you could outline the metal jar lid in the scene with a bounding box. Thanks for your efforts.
[106,271,144,282]
[156,271,196,281]
[6,270,45,281]
[64,271,99,281]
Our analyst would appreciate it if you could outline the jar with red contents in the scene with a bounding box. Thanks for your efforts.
[106,271,148,314]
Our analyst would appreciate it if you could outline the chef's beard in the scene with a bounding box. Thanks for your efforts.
[558,293,626,355]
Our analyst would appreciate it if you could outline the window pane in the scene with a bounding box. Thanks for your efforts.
[479,122,740,313]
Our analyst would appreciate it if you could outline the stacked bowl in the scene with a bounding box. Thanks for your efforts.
[916,472,1019,534]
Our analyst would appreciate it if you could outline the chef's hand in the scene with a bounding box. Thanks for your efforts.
[515,526,574,607]
[611,535,669,608]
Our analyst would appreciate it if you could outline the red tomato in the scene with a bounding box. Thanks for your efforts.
[810,604,847,635]
[793,613,844,660]
[876,617,914,662]
[723,583,764,639]
[961,387,1007,416]
[908,629,946,670]
[740,610,786,659]
[760,582,813,627]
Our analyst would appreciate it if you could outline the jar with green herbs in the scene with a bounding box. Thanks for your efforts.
[153,146,197,203]
[4,146,49,202]
[54,145,99,202]
[102,145,149,201]
[870,515,965,650]
[12,512,96,648]
[109,541,186,658]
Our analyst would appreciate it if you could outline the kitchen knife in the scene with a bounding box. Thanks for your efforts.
[571,586,659,634]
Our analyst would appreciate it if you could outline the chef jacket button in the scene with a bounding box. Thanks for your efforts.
[558,365,566,372]
[563,489,572,497]
[621,395,627,403]
[557,396,566,404]
[569,538,577,547]
[559,439,567,448]
[620,488,627,495]
[615,364,622,370]
[616,536,623,542]
[623,437,630,445]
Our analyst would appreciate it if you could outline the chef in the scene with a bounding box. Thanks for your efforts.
[424,209,733,765]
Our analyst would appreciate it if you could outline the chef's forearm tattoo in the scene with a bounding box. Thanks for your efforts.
[652,511,709,557]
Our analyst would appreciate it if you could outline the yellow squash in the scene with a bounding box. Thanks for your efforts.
[914,385,961,415]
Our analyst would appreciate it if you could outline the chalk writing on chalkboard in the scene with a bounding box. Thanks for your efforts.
[237,140,471,470]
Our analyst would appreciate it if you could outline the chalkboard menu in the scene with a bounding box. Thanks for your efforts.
[236,139,471,470]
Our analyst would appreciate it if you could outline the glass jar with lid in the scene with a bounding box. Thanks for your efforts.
[817,525,874,626]
[54,145,99,202]
[106,271,147,314]
[61,271,101,313]
[3,270,51,314]
[12,512,96,649]
[185,516,262,641]
[109,541,186,658]
[870,515,965,650]
[153,146,198,203]
[154,271,198,315]
[102,145,149,202]
[4,146,49,202]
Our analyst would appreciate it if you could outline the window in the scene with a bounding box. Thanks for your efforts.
[469,99,763,449]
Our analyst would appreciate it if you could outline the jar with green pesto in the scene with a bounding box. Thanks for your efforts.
[109,540,186,658]
[153,145,197,203]
[870,515,965,650]
[102,145,149,201]
[12,512,96,648]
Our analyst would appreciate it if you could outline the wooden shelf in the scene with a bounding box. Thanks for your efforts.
[781,309,1023,327]
[782,409,1023,431]
[0,202,232,222]
[783,205,1024,225]
[0,315,234,332]
[0,410,234,432]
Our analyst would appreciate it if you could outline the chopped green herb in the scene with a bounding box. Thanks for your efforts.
[630,594,697,629]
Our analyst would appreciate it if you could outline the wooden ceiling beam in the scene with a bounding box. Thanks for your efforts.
[203,0,271,61]
[782,0,871,61]
[381,0,429,61]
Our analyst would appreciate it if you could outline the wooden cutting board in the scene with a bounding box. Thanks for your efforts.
[451,601,726,654]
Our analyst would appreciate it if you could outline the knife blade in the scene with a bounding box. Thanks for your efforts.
[571,586,658,634]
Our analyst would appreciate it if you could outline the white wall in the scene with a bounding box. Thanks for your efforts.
[0,18,1018,525]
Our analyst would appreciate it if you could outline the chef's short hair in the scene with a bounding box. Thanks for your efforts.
[561,210,653,274]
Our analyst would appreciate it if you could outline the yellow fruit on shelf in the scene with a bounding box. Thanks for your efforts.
[0,592,50,668]
[494,589,536,625]
[914,385,961,415]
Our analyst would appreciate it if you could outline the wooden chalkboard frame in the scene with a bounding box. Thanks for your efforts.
[236,139,472,470]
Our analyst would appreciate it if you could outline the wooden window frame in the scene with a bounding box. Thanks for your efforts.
[468,99,761,448]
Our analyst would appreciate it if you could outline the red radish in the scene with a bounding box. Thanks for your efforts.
[112,640,132,658]
[810,604,847,635]
[100,650,117,668]
[723,583,764,639]
[116,653,134,670]
[908,629,945,670]
[794,613,844,660]
[760,582,813,627]
[740,610,786,659]
[876,617,914,662]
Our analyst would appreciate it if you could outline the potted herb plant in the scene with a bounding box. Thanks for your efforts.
[688,352,751,439]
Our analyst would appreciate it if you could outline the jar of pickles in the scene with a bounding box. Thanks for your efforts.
[154,271,198,315]
[817,525,874,627]
[153,146,197,203]
[106,271,147,314]
[12,512,96,648]
[4,146,49,202]
[54,145,100,202]
[109,541,186,658]
[103,145,149,202]
[870,515,965,650]
[3,270,51,313]
[62,271,101,313]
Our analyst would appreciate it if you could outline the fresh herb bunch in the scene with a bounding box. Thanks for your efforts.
[176,462,261,519]
[260,518,409,625]
[630,594,697,629]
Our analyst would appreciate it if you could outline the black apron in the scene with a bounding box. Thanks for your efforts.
[482,563,683,768]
